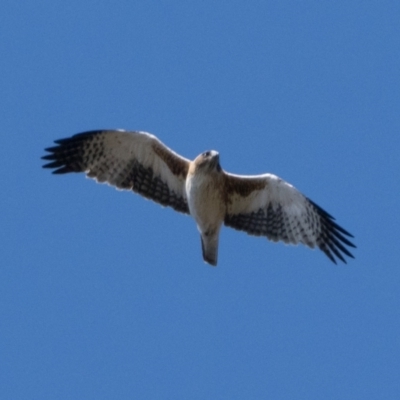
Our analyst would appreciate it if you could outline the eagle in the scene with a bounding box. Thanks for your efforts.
[42,129,355,266]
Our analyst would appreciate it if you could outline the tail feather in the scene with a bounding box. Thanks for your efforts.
[201,233,219,266]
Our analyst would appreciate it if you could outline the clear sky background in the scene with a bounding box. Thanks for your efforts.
[2,1,399,399]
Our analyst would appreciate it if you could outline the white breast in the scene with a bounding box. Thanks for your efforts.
[185,172,225,233]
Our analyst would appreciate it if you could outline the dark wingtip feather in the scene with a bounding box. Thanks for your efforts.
[41,154,57,161]
[42,161,65,169]
[328,241,347,264]
[331,236,355,259]
[322,246,338,265]
[41,131,107,174]
[44,145,70,153]
[307,198,335,219]
[330,220,354,238]
[308,198,356,265]
[332,230,357,248]
[52,167,73,174]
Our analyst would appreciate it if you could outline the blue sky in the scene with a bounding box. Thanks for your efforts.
[2,1,400,398]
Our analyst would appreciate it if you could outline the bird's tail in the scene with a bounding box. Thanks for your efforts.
[200,232,219,266]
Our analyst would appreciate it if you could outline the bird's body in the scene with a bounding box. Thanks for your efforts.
[186,151,225,265]
[42,129,355,266]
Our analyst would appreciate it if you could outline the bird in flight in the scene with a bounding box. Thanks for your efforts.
[42,130,355,266]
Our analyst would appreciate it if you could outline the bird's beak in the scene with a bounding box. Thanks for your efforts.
[210,151,219,162]
[210,151,220,170]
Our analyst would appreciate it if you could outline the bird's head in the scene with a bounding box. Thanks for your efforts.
[194,150,221,173]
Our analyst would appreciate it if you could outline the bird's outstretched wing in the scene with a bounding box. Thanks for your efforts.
[223,172,355,263]
[42,130,190,213]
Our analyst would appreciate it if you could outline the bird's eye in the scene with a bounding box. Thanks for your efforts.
[203,151,210,157]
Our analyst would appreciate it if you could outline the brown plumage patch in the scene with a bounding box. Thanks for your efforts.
[223,174,266,200]
[152,142,189,179]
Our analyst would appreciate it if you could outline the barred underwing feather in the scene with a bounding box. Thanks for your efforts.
[223,173,355,264]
